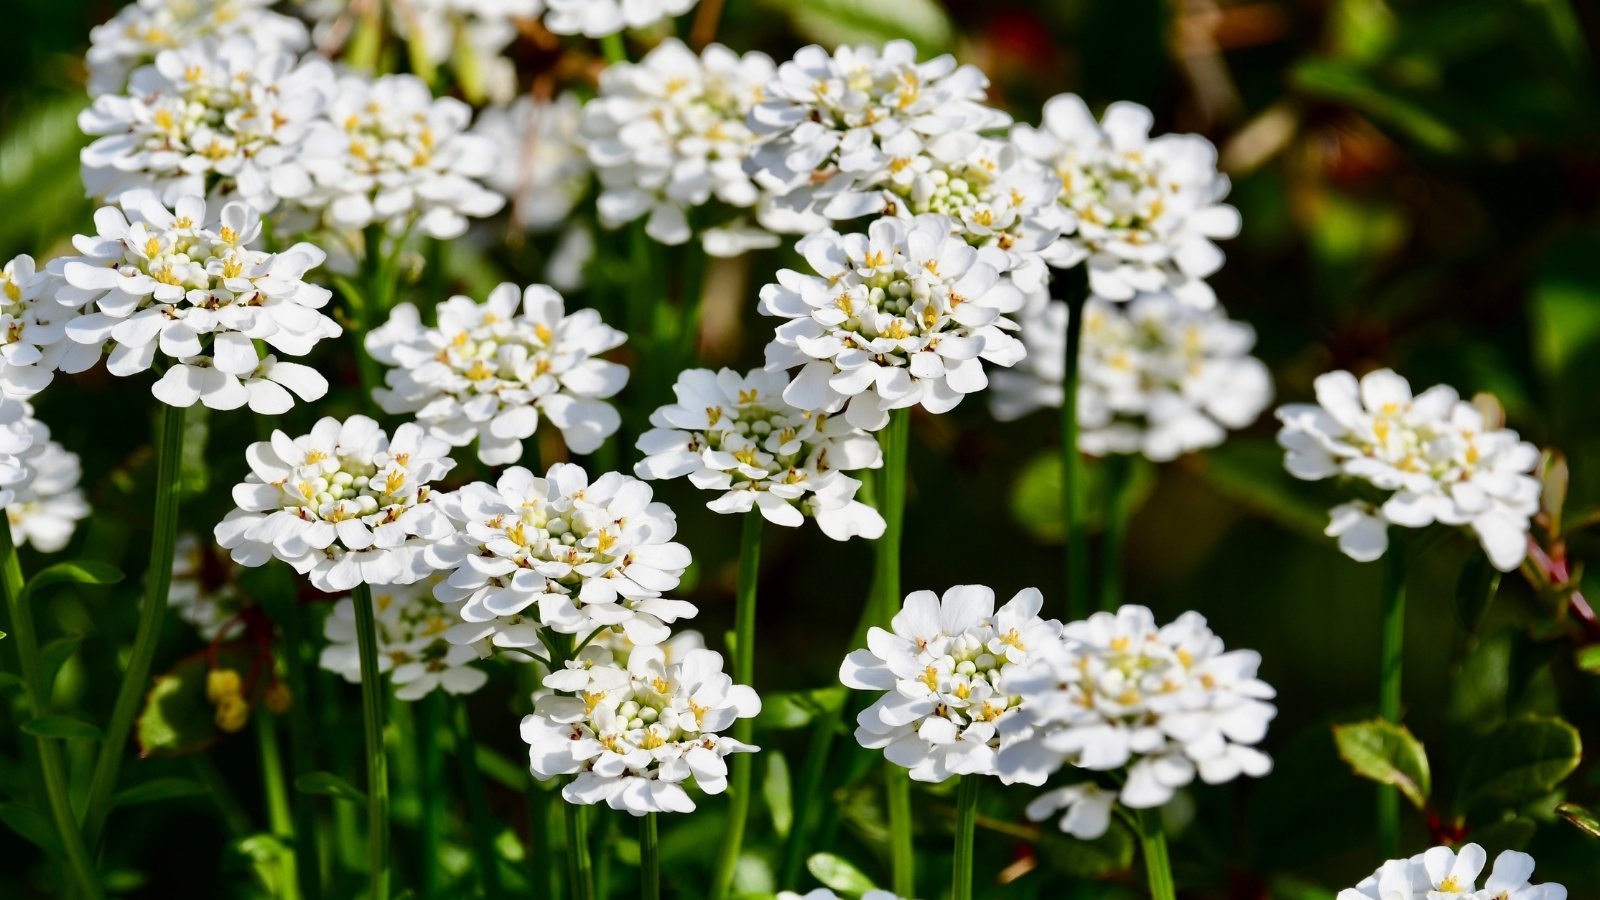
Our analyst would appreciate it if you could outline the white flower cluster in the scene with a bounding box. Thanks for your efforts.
[170,533,250,641]
[320,575,489,701]
[8,436,90,554]
[991,293,1272,461]
[635,368,884,540]
[431,464,695,650]
[759,215,1027,430]
[474,93,591,233]
[0,256,97,399]
[780,893,905,900]
[86,0,309,97]
[995,605,1276,839]
[841,585,1060,783]
[366,283,628,464]
[522,643,758,815]
[0,400,49,509]
[54,192,339,412]
[215,416,457,592]
[581,39,778,253]
[1339,845,1566,900]
[543,0,698,38]
[1276,369,1541,571]
[1012,95,1240,308]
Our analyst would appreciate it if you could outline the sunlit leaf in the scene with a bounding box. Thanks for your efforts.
[759,0,953,56]
[21,560,124,604]
[1459,716,1582,816]
[764,752,793,839]
[755,686,847,730]
[1556,802,1600,839]
[1332,719,1431,810]
[294,772,367,805]
[806,852,878,896]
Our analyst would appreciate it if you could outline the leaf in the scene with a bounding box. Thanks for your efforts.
[40,633,85,689]
[22,715,104,741]
[1291,59,1464,153]
[1533,232,1600,385]
[1036,824,1136,878]
[1332,719,1432,810]
[1447,632,1510,733]
[755,686,847,730]
[294,772,367,805]
[1454,554,1501,633]
[1459,716,1582,816]
[1470,815,1536,852]
[0,802,63,859]
[1556,802,1600,839]
[136,644,256,758]
[1578,645,1600,675]
[763,752,793,840]
[806,853,878,896]
[113,777,208,808]
[1189,440,1333,540]
[1009,452,1157,544]
[760,0,954,55]
[21,560,125,604]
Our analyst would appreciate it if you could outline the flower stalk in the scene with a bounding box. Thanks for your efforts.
[952,774,980,900]
[877,408,914,896]
[1056,266,1090,619]
[1100,454,1134,611]
[1377,533,1407,857]
[709,512,763,900]
[1137,808,1177,900]
[351,582,391,900]
[640,812,661,900]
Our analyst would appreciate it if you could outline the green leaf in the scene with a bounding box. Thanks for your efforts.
[1332,719,1432,810]
[1454,554,1501,633]
[21,560,125,604]
[755,686,847,730]
[0,802,63,859]
[113,777,209,808]
[1470,815,1536,852]
[1577,645,1600,675]
[40,632,85,689]
[1447,633,1510,733]
[1459,715,1582,816]
[806,852,878,896]
[1291,59,1464,153]
[1556,802,1600,839]
[136,644,258,757]
[294,772,367,805]
[1009,452,1157,544]
[763,752,793,840]
[22,715,104,741]
[760,0,954,55]
[1036,823,1136,878]
[1533,232,1600,385]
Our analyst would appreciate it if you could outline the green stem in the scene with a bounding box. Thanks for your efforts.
[191,751,253,837]
[352,583,391,900]
[453,701,508,900]
[951,775,980,900]
[1137,808,1177,900]
[1377,535,1407,858]
[599,32,628,64]
[418,693,445,899]
[564,801,595,900]
[875,409,910,625]
[1099,455,1133,611]
[0,526,103,899]
[276,589,326,900]
[710,512,762,900]
[885,766,915,898]
[639,813,660,900]
[257,712,301,900]
[84,402,186,851]
[515,664,555,900]
[1058,270,1090,620]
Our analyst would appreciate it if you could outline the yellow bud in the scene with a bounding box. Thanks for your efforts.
[206,668,242,703]
[214,694,250,733]
[264,681,292,714]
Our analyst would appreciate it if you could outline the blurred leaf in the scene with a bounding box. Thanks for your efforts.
[1333,719,1431,810]
[760,0,953,56]
[755,686,846,730]
[1191,440,1330,541]
[1556,801,1600,839]
[764,752,793,839]
[1447,633,1510,733]
[1470,815,1536,851]
[1266,877,1338,900]
[1540,450,1568,534]
[1532,232,1600,386]
[0,96,90,254]
[136,645,253,758]
[1454,554,1501,633]
[1036,823,1135,878]
[294,772,367,805]
[39,632,85,689]
[1010,452,1156,544]
[235,833,291,896]
[1459,716,1581,817]
[1330,0,1397,61]
[0,802,63,859]
[22,715,103,741]
[806,852,878,896]
[1292,59,1464,153]
[178,405,211,499]
[113,777,208,808]
[21,560,124,604]
[1577,645,1600,675]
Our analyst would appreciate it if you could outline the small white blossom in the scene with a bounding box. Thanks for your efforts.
[996,605,1276,836]
[55,192,339,412]
[79,36,332,210]
[87,0,309,97]
[990,293,1272,461]
[430,463,695,650]
[1338,845,1567,900]
[320,575,490,701]
[522,644,758,815]
[214,416,458,592]
[635,368,884,540]
[1012,95,1240,308]
[475,93,591,233]
[298,73,504,239]
[0,401,46,508]
[170,533,250,641]
[0,255,97,399]
[840,585,1061,783]
[8,432,89,554]
[747,41,1011,218]
[542,0,697,37]
[367,283,628,464]
[1276,369,1541,571]
[759,215,1027,430]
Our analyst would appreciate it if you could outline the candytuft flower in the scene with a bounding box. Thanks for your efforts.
[320,575,489,701]
[635,368,884,540]
[1338,844,1567,900]
[170,534,251,641]
[366,283,628,464]
[0,400,47,508]
[475,92,591,233]
[7,436,90,554]
[1275,369,1541,571]
[542,0,698,37]
[0,255,97,399]
[214,416,457,592]
[86,0,309,98]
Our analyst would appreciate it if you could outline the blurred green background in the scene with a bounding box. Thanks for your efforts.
[4,0,1600,897]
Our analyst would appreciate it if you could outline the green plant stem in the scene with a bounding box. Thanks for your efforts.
[1100,455,1133,611]
[191,751,253,837]
[257,712,301,900]
[639,813,660,900]
[418,693,445,899]
[276,589,326,900]
[352,583,391,900]
[951,775,980,900]
[599,32,627,63]
[453,701,508,900]
[1377,535,1407,858]
[515,665,555,900]
[709,512,763,900]
[564,801,595,900]
[876,409,910,624]
[84,402,186,851]
[1058,269,1090,619]
[885,766,915,898]
[1137,808,1177,900]
[0,526,103,899]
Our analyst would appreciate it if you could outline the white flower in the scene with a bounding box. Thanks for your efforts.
[1337,845,1567,900]
[54,192,339,412]
[779,893,907,900]
[840,585,1061,783]
[581,39,778,252]
[214,416,458,592]
[320,575,490,701]
[635,368,885,540]
[758,215,1028,431]
[522,644,758,815]
[1011,95,1240,308]
[430,463,695,650]
[298,73,504,239]
[990,293,1272,461]
[170,533,250,641]
[8,437,90,554]
[79,36,331,210]
[366,283,628,464]
[475,92,591,232]
[0,400,46,508]
[1275,369,1541,571]
[0,255,97,399]
[747,41,1011,218]
[542,0,697,37]
[995,605,1276,835]
[87,0,310,97]
[1023,782,1117,840]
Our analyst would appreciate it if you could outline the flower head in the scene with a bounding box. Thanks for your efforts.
[170,533,251,641]
[367,283,628,463]
[840,585,1061,783]
[1338,845,1567,900]
[320,575,489,701]
[55,191,339,412]
[1276,369,1541,571]
[475,92,591,233]
[522,644,758,815]
[0,400,47,508]
[431,463,695,650]
[758,215,1028,430]
[8,436,90,554]
[87,0,309,97]
[543,0,697,37]
[1012,95,1240,308]
[0,255,97,399]
[214,415,457,592]
[635,368,884,540]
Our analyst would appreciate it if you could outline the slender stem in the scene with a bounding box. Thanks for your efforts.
[352,583,391,900]
[0,526,103,899]
[1377,535,1407,858]
[951,775,980,900]
[192,751,253,837]
[876,409,911,625]
[1137,808,1177,900]
[1057,269,1090,619]
[418,693,445,899]
[1100,455,1133,611]
[257,712,302,900]
[277,591,326,900]
[599,32,628,64]
[453,701,508,899]
[710,513,763,900]
[778,700,840,887]
[884,767,915,897]
[639,813,660,900]
[84,402,187,850]
[515,665,554,900]
[564,801,595,900]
